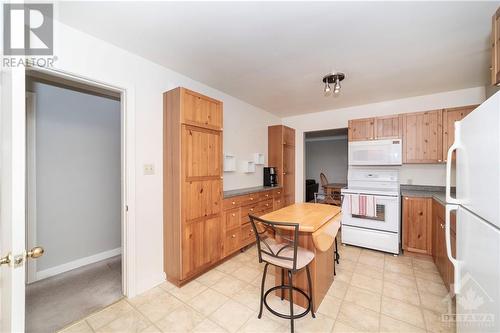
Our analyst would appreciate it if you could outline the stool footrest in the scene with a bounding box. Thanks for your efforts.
[263,285,311,320]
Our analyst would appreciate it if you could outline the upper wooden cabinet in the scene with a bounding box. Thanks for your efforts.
[442,105,476,161]
[402,109,443,163]
[492,7,500,86]
[181,88,223,130]
[348,118,375,141]
[403,196,432,255]
[164,87,223,285]
[269,125,295,206]
[375,114,403,139]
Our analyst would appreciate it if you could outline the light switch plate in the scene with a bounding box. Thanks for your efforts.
[143,164,155,175]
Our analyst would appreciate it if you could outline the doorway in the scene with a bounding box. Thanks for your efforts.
[25,71,124,333]
[304,128,348,202]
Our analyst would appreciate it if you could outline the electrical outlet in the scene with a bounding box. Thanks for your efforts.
[143,164,155,175]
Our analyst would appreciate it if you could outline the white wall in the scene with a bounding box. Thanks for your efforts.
[282,87,486,202]
[50,20,280,294]
[305,138,348,184]
[32,82,121,272]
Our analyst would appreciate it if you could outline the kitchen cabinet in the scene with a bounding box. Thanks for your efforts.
[269,125,295,206]
[402,109,443,163]
[492,7,500,86]
[375,114,403,139]
[348,118,375,141]
[442,105,476,161]
[222,189,282,257]
[164,87,223,286]
[403,196,432,255]
[432,199,456,291]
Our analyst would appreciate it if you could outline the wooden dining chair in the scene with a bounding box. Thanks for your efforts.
[319,173,329,188]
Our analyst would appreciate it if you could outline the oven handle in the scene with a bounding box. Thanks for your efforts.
[341,192,399,200]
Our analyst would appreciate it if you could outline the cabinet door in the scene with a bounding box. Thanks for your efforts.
[182,89,223,130]
[403,197,432,254]
[442,106,476,161]
[182,125,222,179]
[348,118,375,141]
[283,144,295,206]
[403,110,443,163]
[492,9,500,86]
[283,126,295,146]
[375,115,402,139]
[182,216,221,278]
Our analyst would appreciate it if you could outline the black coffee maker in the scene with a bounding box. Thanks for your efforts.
[263,167,278,187]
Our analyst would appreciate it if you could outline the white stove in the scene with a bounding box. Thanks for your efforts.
[341,168,400,254]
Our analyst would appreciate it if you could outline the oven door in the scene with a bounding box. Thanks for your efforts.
[341,192,400,233]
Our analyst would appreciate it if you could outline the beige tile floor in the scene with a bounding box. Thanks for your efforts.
[59,245,456,333]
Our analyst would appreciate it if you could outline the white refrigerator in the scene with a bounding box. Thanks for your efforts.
[446,92,500,333]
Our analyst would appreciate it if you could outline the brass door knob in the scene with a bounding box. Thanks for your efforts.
[27,246,44,259]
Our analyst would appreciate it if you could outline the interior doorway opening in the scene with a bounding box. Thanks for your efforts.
[25,70,124,333]
[304,128,348,203]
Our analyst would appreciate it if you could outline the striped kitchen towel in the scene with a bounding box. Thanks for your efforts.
[349,194,377,217]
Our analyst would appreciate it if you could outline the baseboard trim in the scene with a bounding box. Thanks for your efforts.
[35,247,121,282]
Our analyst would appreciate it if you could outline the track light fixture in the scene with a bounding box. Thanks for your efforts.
[322,73,345,96]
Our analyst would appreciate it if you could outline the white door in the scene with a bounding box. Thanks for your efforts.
[446,205,500,333]
[0,64,27,331]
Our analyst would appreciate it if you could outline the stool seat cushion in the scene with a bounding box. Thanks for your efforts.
[261,242,315,270]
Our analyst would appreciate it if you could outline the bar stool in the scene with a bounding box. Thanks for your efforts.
[249,215,315,333]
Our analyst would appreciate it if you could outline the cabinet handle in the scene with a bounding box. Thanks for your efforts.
[232,213,236,217]
[250,197,254,201]
[440,223,444,229]
[232,234,236,238]
[265,194,269,197]
[419,212,423,216]
[266,204,269,207]
[232,201,236,205]
[250,208,254,211]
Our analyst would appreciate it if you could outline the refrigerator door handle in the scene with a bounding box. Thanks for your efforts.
[445,204,460,294]
[445,122,461,204]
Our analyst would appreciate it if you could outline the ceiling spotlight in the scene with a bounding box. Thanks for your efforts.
[322,72,345,96]
[324,82,331,94]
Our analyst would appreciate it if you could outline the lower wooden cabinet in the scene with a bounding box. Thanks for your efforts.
[182,217,222,279]
[432,199,456,291]
[404,196,456,291]
[222,188,283,257]
[402,196,433,255]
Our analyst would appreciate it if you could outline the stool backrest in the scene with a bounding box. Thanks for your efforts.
[320,172,329,187]
[249,214,300,271]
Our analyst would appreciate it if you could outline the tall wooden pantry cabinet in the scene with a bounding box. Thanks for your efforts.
[163,87,223,286]
[268,125,295,206]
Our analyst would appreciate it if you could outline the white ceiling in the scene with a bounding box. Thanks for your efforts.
[58,1,499,117]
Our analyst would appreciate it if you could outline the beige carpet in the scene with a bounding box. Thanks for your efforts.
[26,255,122,333]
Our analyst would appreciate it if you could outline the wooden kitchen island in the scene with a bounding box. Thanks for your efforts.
[260,203,342,312]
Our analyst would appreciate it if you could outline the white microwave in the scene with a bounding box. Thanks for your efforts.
[348,139,402,166]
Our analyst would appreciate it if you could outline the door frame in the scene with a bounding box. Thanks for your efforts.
[26,66,137,298]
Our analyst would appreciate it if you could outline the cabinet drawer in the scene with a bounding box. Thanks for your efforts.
[224,208,240,230]
[273,196,285,210]
[258,199,273,211]
[223,197,242,210]
[241,224,255,243]
[273,189,283,198]
[241,193,259,206]
[224,228,241,256]
[241,204,260,224]
[260,191,273,201]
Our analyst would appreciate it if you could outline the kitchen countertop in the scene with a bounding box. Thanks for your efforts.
[223,185,282,198]
[400,185,451,205]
